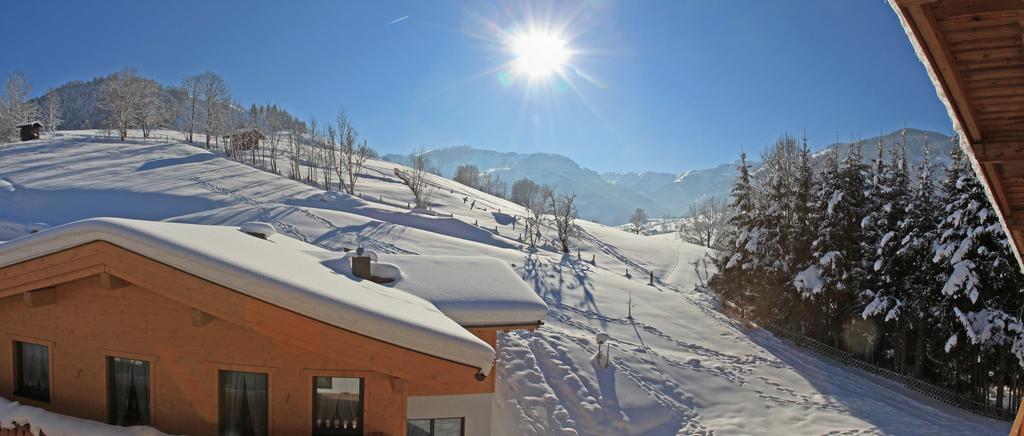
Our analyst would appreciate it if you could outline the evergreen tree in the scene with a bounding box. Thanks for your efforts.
[933,143,1024,367]
[710,152,759,317]
[862,132,915,368]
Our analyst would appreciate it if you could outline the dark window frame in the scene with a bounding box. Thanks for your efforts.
[106,356,152,427]
[407,417,466,436]
[12,340,50,403]
[312,376,364,436]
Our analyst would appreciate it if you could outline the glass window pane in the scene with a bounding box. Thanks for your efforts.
[407,419,432,436]
[433,418,464,436]
[312,377,363,436]
[14,342,49,402]
[108,357,151,426]
[219,370,268,436]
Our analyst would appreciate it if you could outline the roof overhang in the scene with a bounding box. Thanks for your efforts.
[891,0,1024,267]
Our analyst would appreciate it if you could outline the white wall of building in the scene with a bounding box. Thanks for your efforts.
[408,393,493,436]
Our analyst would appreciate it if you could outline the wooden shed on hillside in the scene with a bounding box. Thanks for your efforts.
[15,121,42,141]
[223,128,265,157]
[890,0,1024,432]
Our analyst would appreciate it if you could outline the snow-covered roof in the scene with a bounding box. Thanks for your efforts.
[377,255,547,326]
[14,121,42,128]
[0,218,497,372]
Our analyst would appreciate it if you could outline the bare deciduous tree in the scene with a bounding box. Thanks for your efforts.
[629,208,648,234]
[137,80,167,138]
[41,89,62,134]
[677,196,731,249]
[1,72,40,141]
[547,189,578,253]
[180,75,200,143]
[197,71,229,148]
[98,68,144,141]
[454,164,481,189]
[395,148,434,209]
[335,110,369,195]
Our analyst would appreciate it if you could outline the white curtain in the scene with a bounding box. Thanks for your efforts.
[242,372,267,436]
[222,371,266,436]
[111,358,133,425]
[223,372,244,436]
[20,343,48,393]
[131,360,150,423]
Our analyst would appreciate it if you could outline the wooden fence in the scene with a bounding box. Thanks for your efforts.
[764,323,1015,421]
[0,422,43,436]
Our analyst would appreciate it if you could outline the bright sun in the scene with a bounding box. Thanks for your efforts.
[512,32,570,78]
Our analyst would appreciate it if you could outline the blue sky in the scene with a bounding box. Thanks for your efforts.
[2,0,949,173]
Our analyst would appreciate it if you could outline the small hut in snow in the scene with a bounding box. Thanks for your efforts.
[223,128,265,157]
[15,121,42,141]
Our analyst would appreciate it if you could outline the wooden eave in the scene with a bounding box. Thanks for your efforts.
[893,0,1024,266]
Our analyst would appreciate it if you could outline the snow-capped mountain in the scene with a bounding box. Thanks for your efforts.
[386,147,673,225]
[385,129,953,225]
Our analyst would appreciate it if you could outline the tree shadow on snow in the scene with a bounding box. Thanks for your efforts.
[137,152,216,171]
[285,193,517,250]
[745,329,1009,435]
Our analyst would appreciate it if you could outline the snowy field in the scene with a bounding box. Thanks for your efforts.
[0,131,1010,435]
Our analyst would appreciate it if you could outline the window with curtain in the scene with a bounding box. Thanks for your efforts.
[219,370,268,436]
[312,376,363,436]
[407,418,465,436]
[107,357,151,426]
[13,341,49,402]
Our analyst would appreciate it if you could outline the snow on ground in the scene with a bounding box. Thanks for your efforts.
[0,395,170,435]
[0,131,1011,435]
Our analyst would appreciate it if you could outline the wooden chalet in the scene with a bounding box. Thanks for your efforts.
[889,0,1024,433]
[224,128,265,157]
[15,122,42,142]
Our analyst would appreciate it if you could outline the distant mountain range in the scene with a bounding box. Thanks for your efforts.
[385,128,954,225]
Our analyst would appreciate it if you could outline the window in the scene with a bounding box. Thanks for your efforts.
[108,357,151,426]
[312,376,363,436]
[407,418,465,436]
[13,341,49,402]
[219,370,268,436]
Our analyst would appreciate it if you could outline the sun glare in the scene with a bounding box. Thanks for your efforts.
[512,32,570,78]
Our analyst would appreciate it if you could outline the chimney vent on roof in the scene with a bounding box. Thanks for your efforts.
[352,255,372,280]
[240,222,276,240]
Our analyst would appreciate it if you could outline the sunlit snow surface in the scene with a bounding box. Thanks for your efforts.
[0,131,1009,435]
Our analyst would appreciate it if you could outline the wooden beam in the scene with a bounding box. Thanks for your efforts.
[23,287,56,308]
[906,2,984,142]
[1005,214,1024,228]
[975,141,1024,162]
[931,0,1024,20]
[389,376,406,394]
[98,272,130,289]
[191,308,215,327]
[981,162,1013,214]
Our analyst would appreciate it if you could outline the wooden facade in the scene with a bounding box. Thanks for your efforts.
[890,1,1024,432]
[224,128,264,157]
[0,241,522,435]
[15,122,41,142]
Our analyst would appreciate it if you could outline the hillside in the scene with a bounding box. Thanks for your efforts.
[0,131,1008,435]
[387,129,953,226]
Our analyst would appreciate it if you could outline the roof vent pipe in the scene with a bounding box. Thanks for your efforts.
[352,255,372,280]
[240,222,277,240]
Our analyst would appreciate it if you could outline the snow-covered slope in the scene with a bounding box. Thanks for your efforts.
[0,131,1009,435]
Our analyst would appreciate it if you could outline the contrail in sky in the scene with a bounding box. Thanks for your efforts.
[388,16,408,25]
